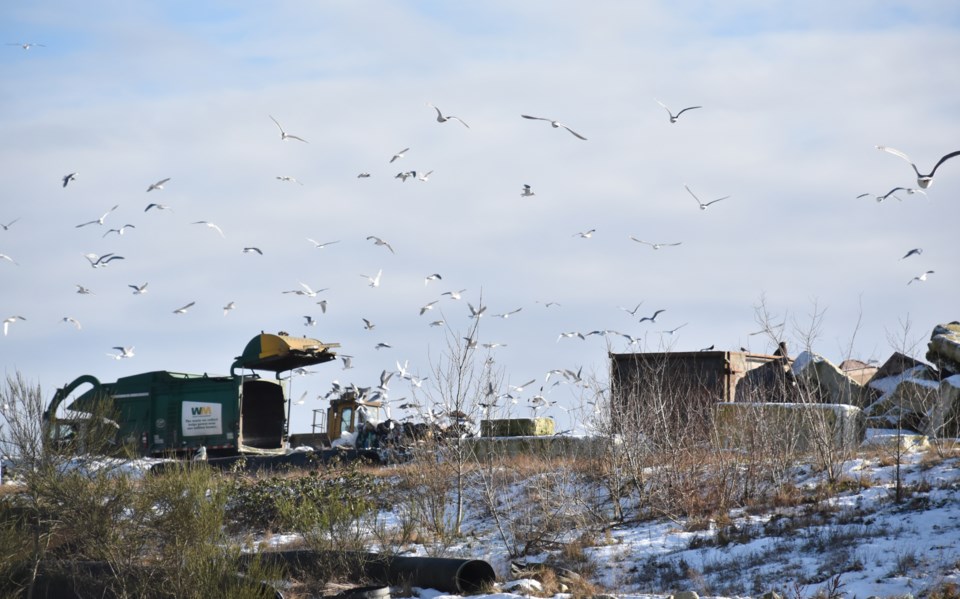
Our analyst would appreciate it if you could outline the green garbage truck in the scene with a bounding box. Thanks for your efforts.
[43,332,339,458]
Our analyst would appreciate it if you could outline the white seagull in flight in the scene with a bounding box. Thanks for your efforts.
[521,184,535,197]
[656,99,702,123]
[876,146,960,189]
[427,103,470,128]
[521,115,587,140]
[630,237,682,249]
[76,205,119,228]
[307,238,340,249]
[1,218,20,231]
[900,248,922,260]
[129,282,149,295]
[908,270,934,285]
[146,177,171,192]
[62,316,82,330]
[173,301,196,314]
[366,236,395,253]
[108,346,135,359]
[269,115,308,142]
[685,184,729,210]
[362,269,383,288]
[390,147,410,163]
[192,221,225,238]
[3,315,26,336]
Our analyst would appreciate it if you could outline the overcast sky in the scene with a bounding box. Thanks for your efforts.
[2,1,959,434]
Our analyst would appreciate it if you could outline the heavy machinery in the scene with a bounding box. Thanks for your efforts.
[43,332,340,458]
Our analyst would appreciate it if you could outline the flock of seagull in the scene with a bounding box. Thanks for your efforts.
[3,56,958,422]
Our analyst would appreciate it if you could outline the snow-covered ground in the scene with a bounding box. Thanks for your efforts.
[368,431,960,599]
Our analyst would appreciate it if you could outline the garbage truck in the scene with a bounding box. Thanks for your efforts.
[43,332,340,458]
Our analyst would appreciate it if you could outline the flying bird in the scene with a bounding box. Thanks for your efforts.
[108,346,135,359]
[62,172,77,187]
[173,301,196,314]
[146,177,171,192]
[492,308,522,319]
[84,253,124,268]
[103,224,135,237]
[276,176,303,185]
[283,282,326,297]
[442,289,466,300]
[656,99,702,123]
[1,218,20,231]
[128,283,148,295]
[395,171,415,182]
[362,318,376,331]
[357,173,371,178]
[192,221,225,238]
[316,299,327,313]
[303,315,317,327]
[630,237,682,249]
[685,185,729,210]
[307,238,340,249]
[242,247,263,255]
[8,42,45,50]
[76,205,119,228]
[223,301,236,315]
[375,342,393,350]
[362,269,383,288]
[366,236,394,253]
[573,229,595,239]
[75,284,94,295]
[521,184,535,197]
[639,309,666,323]
[424,273,442,285]
[390,147,410,163]
[900,248,923,260]
[3,316,26,336]
[908,271,934,285]
[467,303,487,318]
[520,115,587,140]
[269,115,308,142]
[620,303,644,316]
[857,187,926,203]
[62,316,82,330]
[419,301,439,316]
[876,146,960,189]
[417,170,433,182]
[144,203,173,212]
[427,103,470,128]
[0,253,18,266]
[660,322,688,335]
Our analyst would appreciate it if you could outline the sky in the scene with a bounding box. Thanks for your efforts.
[2,1,959,434]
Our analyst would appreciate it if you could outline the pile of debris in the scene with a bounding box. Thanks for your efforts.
[736,322,960,438]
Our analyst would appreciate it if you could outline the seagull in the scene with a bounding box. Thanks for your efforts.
[699,344,715,352]
[419,301,439,316]
[427,103,470,128]
[656,99,702,123]
[573,229,595,239]
[128,283,149,295]
[424,273,442,286]
[429,320,445,327]
[520,115,587,140]
[630,237,682,249]
[467,303,486,318]
[620,303,644,316]
[492,308,522,319]
[146,177,170,192]
[62,316,82,330]
[357,173,371,178]
[395,171,415,182]
[856,191,901,203]
[76,205,119,228]
[341,355,354,369]
[1,218,20,231]
[660,322,688,335]
[417,170,433,182]
[390,147,410,163]
[362,318,376,330]
[876,146,960,189]
[269,115,308,142]
[303,315,317,327]
[276,176,303,185]
[375,342,392,350]
[509,379,537,394]
[442,289,466,300]
[3,316,26,336]
[857,187,926,203]
[192,221,225,238]
[316,299,327,313]
[685,185,729,210]
[8,42,45,50]
[62,172,77,187]
[908,270,934,285]
[242,247,263,255]
[103,224,136,237]
[75,284,94,295]
[521,184,535,197]
[283,282,326,297]
[362,269,383,288]
[84,253,124,268]
[307,238,340,249]
[639,309,666,323]
[145,203,173,212]
[108,346,135,359]
[557,331,582,342]
[0,253,18,266]
[294,391,308,406]
[900,248,923,260]
[223,301,236,315]
[366,236,395,253]
[173,301,196,314]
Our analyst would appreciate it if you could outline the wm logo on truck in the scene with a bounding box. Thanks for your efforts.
[190,406,214,416]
